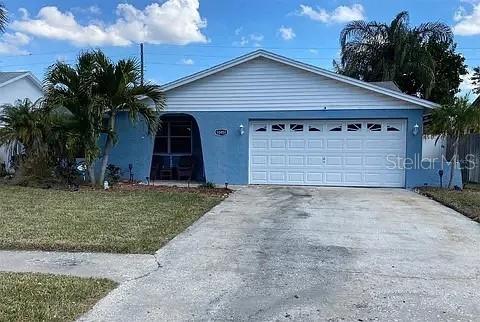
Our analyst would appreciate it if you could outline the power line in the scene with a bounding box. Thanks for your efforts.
[2,43,480,59]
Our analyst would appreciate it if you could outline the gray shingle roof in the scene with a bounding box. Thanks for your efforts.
[0,72,29,85]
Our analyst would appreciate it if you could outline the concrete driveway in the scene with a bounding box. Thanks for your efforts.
[82,186,480,321]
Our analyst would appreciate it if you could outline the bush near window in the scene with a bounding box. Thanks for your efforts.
[105,164,122,185]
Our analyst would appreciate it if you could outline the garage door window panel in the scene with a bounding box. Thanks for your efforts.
[387,124,401,132]
[347,123,362,132]
[367,123,382,132]
[328,124,343,132]
[290,124,304,132]
[254,124,267,132]
[272,124,286,132]
[308,124,323,132]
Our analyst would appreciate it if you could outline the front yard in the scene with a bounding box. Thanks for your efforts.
[418,184,480,223]
[0,185,224,253]
[0,272,116,321]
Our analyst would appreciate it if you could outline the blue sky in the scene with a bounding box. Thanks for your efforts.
[1,0,479,92]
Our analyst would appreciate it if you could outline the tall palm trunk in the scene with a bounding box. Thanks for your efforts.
[448,135,459,189]
[98,112,116,185]
[87,163,96,186]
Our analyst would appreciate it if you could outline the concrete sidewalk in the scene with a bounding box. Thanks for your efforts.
[0,250,159,283]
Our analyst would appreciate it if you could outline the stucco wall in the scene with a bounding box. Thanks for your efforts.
[409,161,462,188]
[104,114,155,182]
[105,108,461,189]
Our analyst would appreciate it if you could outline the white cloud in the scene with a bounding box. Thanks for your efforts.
[18,8,29,20]
[250,33,264,42]
[278,26,295,40]
[71,5,102,16]
[0,32,31,55]
[453,3,480,35]
[454,6,467,22]
[460,69,477,95]
[309,48,319,54]
[180,58,194,65]
[233,36,248,47]
[88,5,102,15]
[11,1,207,47]
[233,32,264,47]
[298,4,365,24]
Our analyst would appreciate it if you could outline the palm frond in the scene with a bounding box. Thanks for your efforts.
[0,4,8,33]
[414,22,452,43]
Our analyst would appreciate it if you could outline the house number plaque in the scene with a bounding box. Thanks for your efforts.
[215,129,228,136]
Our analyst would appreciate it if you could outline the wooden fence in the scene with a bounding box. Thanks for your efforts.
[447,134,480,183]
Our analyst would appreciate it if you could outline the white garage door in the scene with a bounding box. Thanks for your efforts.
[249,120,406,187]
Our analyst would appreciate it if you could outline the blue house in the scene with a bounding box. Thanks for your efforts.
[109,50,461,188]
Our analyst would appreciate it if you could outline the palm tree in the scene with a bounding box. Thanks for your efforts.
[0,99,82,182]
[0,4,9,33]
[337,11,452,99]
[0,99,48,157]
[472,66,480,94]
[92,51,165,185]
[427,96,480,188]
[44,52,104,185]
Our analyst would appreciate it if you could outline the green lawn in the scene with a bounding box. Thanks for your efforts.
[0,185,223,253]
[419,185,480,223]
[0,272,116,322]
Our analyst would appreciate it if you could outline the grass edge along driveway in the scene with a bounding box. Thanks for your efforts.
[0,185,224,254]
[418,185,480,223]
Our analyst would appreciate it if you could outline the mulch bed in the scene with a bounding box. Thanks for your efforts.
[105,181,233,197]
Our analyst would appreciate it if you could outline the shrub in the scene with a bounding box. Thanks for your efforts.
[199,181,216,189]
[105,164,122,185]
[12,155,59,188]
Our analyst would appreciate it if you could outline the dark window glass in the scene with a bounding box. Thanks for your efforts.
[290,124,304,132]
[170,122,192,136]
[171,138,192,154]
[347,123,362,131]
[151,155,170,170]
[309,125,322,132]
[154,137,168,154]
[272,124,286,132]
[255,125,267,132]
[158,124,168,136]
[387,125,400,132]
[329,125,342,132]
[367,123,382,132]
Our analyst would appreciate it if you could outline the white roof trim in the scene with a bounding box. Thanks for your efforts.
[161,50,439,109]
[0,72,43,92]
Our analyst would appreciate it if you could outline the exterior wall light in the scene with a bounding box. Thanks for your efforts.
[413,123,420,136]
[239,124,245,135]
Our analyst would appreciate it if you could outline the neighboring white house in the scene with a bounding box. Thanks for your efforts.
[0,72,44,169]
[423,137,446,160]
